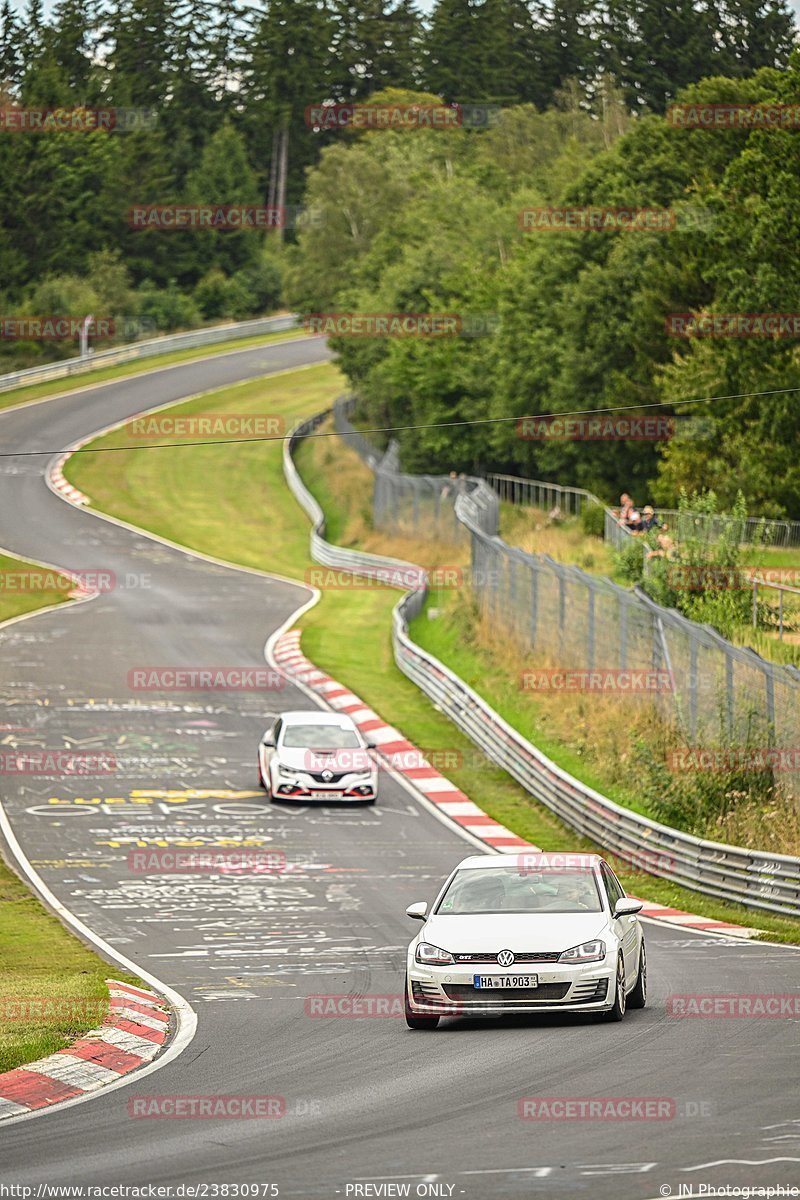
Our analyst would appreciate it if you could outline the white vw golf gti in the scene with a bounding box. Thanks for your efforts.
[404,853,645,1028]
[258,710,378,803]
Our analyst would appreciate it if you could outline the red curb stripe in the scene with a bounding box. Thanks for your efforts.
[110,997,169,1022]
[0,1070,83,1107]
[111,1017,167,1044]
[110,981,160,1003]
[65,1040,144,1072]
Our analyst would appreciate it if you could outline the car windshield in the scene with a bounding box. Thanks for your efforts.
[435,867,603,914]
[281,724,360,749]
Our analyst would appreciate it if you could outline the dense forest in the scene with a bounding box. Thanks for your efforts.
[1,0,799,510]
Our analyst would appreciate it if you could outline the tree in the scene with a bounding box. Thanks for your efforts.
[333,0,422,96]
[0,0,22,90]
[601,0,724,112]
[423,0,485,101]
[717,0,795,77]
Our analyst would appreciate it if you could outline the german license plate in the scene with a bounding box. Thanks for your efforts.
[308,791,341,798]
[473,974,538,989]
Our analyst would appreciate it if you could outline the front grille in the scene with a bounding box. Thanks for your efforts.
[308,771,348,784]
[443,983,571,1003]
[454,952,562,964]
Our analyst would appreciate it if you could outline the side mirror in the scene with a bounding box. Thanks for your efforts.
[614,897,643,917]
[365,741,377,751]
[260,734,275,747]
[406,901,428,921]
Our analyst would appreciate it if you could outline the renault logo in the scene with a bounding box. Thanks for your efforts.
[497,949,515,967]
[321,770,334,781]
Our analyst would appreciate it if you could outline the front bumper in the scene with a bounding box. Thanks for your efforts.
[270,773,377,801]
[406,957,616,1015]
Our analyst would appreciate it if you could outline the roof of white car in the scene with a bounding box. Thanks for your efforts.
[456,853,604,870]
[278,710,358,727]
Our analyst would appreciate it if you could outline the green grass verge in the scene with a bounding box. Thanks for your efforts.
[0,552,74,624]
[0,324,306,413]
[0,863,141,1073]
[65,368,800,943]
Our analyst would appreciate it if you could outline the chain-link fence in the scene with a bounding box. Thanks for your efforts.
[334,398,499,541]
[289,406,800,914]
[335,396,800,760]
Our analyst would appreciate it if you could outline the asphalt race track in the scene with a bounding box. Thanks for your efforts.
[0,336,798,1199]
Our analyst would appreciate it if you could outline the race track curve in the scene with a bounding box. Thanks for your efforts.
[0,334,798,1199]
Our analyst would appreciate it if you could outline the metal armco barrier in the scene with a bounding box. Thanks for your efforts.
[0,314,298,394]
[285,411,800,919]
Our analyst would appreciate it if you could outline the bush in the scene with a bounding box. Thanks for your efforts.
[580,501,605,538]
[136,281,201,333]
[230,252,282,316]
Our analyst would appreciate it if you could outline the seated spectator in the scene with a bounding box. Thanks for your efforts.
[625,509,643,533]
[641,505,661,532]
[646,532,676,561]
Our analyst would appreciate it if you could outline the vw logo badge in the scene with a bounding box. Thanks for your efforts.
[497,949,515,967]
[321,770,334,781]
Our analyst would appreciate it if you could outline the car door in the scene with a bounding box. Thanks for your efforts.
[601,864,638,985]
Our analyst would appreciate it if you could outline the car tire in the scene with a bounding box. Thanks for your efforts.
[258,763,272,799]
[404,985,439,1030]
[601,953,627,1022]
[627,941,647,1010]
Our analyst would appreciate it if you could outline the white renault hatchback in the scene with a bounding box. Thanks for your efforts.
[404,853,645,1028]
[258,710,378,803]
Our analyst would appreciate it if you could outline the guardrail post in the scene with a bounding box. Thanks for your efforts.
[619,594,628,668]
[765,666,776,733]
[725,654,734,739]
[689,631,699,740]
[530,561,538,648]
[587,580,596,670]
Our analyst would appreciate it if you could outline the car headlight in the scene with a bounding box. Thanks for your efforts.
[559,940,606,963]
[277,764,297,778]
[415,942,454,965]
